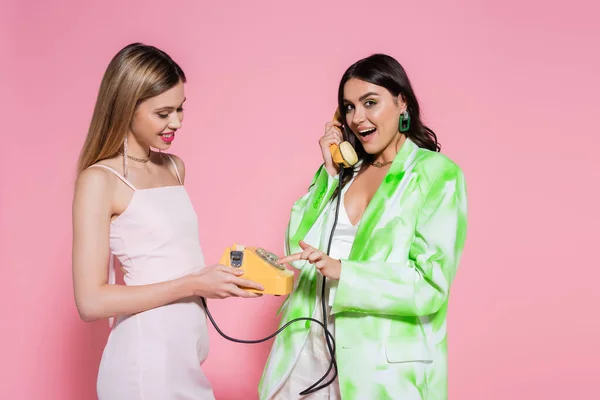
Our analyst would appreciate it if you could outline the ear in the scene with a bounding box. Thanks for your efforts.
[394,94,407,113]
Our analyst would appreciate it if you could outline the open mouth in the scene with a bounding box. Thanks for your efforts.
[358,127,376,139]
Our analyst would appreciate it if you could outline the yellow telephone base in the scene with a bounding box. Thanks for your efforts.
[219,244,294,296]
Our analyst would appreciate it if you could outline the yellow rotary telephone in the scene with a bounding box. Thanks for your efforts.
[219,244,294,296]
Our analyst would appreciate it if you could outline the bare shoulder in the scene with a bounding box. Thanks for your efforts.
[163,152,186,183]
[95,155,124,172]
[73,166,114,211]
[76,166,111,194]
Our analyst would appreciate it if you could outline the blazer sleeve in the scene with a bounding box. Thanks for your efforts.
[284,165,339,268]
[331,164,468,317]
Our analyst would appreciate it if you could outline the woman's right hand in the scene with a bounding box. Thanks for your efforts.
[319,119,344,177]
[188,264,264,299]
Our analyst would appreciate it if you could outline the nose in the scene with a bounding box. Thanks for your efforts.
[168,113,183,130]
[352,107,365,127]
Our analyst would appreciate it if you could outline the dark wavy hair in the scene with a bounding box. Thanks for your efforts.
[337,53,440,165]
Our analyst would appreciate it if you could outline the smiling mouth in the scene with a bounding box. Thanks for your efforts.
[159,132,175,143]
[358,127,376,138]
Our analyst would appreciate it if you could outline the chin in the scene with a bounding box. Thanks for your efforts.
[154,141,173,151]
[361,142,382,155]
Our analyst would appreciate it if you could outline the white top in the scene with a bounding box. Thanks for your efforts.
[323,172,359,307]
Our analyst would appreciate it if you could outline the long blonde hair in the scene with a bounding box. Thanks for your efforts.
[77,43,186,173]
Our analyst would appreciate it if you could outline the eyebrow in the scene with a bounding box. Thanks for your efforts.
[154,97,186,111]
[343,92,380,103]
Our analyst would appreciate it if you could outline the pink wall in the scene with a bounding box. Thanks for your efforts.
[2,0,598,399]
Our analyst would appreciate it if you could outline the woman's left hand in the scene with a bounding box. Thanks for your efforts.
[277,240,342,280]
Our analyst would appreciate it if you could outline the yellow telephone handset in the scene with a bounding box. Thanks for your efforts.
[329,108,358,168]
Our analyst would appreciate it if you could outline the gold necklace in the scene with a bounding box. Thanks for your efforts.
[118,149,151,163]
[371,160,393,168]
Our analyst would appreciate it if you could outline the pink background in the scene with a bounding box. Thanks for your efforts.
[1,0,598,399]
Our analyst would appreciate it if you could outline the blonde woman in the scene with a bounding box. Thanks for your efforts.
[72,43,263,399]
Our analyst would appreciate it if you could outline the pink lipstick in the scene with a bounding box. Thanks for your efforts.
[160,132,175,143]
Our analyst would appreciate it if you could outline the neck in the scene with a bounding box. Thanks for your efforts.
[128,147,151,159]
[372,134,406,165]
[125,135,151,160]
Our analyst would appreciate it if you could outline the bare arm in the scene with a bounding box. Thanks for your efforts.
[71,168,263,322]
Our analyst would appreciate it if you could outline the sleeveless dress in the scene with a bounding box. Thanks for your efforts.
[89,156,215,400]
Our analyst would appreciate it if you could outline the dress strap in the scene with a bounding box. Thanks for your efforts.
[166,155,182,184]
[88,164,137,191]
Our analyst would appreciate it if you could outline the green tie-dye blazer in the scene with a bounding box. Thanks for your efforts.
[259,138,468,400]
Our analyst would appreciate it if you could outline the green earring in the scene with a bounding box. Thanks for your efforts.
[399,111,410,132]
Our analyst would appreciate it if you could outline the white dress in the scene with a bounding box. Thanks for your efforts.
[273,175,359,399]
[91,158,215,400]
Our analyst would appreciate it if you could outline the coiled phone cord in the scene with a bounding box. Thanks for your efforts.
[200,166,346,396]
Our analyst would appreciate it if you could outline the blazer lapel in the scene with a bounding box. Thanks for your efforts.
[290,169,339,249]
[349,138,418,261]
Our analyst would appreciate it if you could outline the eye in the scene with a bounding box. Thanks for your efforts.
[365,100,377,107]
[177,107,184,113]
[344,104,354,113]
[157,113,169,119]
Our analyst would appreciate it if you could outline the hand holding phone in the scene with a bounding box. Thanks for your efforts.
[319,109,358,175]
